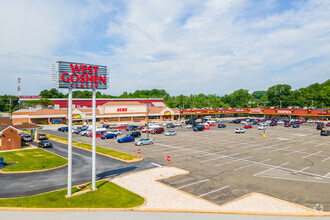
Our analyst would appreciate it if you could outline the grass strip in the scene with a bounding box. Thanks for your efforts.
[46,134,138,161]
[0,180,144,208]
[0,149,67,172]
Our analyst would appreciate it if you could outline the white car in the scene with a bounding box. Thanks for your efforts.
[174,122,182,127]
[149,123,160,128]
[186,124,193,129]
[165,130,177,136]
[277,120,284,124]
[135,138,154,146]
[258,126,266,130]
[235,128,245,133]
[308,119,314,123]
[80,130,90,136]
[108,129,122,135]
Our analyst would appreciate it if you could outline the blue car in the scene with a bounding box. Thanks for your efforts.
[117,136,135,143]
[101,133,117,139]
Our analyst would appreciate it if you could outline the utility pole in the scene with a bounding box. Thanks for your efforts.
[312,100,314,108]
[146,96,149,139]
[9,99,12,113]
[263,101,266,119]
[280,101,282,108]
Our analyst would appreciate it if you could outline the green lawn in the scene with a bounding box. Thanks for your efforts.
[0,149,67,172]
[0,180,144,208]
[47,134,138,161]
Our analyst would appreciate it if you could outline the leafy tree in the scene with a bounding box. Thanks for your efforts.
[267,84,292,107]
[252,91,267,100]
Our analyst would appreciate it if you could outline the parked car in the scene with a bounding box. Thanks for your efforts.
[21,134,32,142]
[292,124,300,128]
[102,124,109,128]
[141,127,152,133]
[125,125,138,131]
[135,138,154,146]
[326,123,330,127]
[258,125,266,130]
[101,133,117,139]
[166,123,175,128]
[117,136,135,143]
[108,129,122,135]
[320,130,330,136]
[317,124,325,130]
[165,130,177,136]
[38,133,47,140]
[186,124,193,129]
[137,126,144,130]
[284,123,291,127]
[174,122,182,127]
[127,131,141,138]
[244,125,252,129]
[269,122,277,126]
[185,119,195,125]
[38,140,53,148]
[151,128,164,134]
[218,123,226,128]
[235,128,245,133]
[61,127,69,132]
[193,125,204,131]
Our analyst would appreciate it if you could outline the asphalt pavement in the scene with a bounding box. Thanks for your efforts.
[0,140,158,198]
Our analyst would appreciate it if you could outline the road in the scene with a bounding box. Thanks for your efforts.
[0,140,158,198]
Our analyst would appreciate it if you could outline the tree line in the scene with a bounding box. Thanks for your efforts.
[1,79,329,112]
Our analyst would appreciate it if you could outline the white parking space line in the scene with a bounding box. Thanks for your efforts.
[194,151,227,158]
[321,157,330,162]
[322,173,330,179]
[233,159,271,171]
[278,138,289,141]
[198,185,230,197]
[200,153,240,164]
[215,156,253,167]
[284,148,306,156]
[293,166,310,174]
[177,179,210,189]
[268,146,291,153]
[150,162,162,167]
[254,145,278,151]
[314,142,330,147]
[253,162,289,177]
[301,151,322,159]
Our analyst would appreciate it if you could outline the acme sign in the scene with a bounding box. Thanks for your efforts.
[54,61,108,89]
[117,108,128,112]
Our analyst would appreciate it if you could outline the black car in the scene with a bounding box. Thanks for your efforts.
[193,125,204,131]
[125,125,138,131]
[292,124,300,128]
[320,130,330,136]
[127,131,141,138]
[185,119,195,125]
[317,124,325,130]
[38,133,47,140]
[21,134,32,142]
[218,123,226,128]
[38,140,53,148]
[269,122,277,126]
[167,123,175,128]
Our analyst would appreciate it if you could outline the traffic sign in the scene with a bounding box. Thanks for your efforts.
[138,149,140,154]
[167,156,171,162]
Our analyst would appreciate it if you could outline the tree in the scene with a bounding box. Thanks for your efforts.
[252,91,267,100]
[267,84,292,107]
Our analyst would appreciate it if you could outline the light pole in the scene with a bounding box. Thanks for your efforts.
[146,96,149,139]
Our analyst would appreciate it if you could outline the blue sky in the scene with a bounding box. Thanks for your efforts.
[0,0,329,96]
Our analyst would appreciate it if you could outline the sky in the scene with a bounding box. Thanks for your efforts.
[0,0,329,96]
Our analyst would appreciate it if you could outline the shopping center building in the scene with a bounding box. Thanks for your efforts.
[12,98,180,125]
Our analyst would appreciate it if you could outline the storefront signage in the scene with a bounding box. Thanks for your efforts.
[117,108,128,112]
[72,114,82,119]
[54,61,108,89]
[236,109,244,112]
[164,111,171,116]
[19,96,42,99]
[278,110,292,114]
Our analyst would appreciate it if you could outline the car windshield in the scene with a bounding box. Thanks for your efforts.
[43,140,50,143]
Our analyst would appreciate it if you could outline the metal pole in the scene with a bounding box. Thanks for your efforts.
[92,89,96,190]
[147,96,149,139]
[67,88,73,196]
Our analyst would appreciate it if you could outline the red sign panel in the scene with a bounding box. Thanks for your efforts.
[19,96,42,99]
[138,149,140,154]
[278,109,292,114]
[117,108,128,112]
[167,156,171,162]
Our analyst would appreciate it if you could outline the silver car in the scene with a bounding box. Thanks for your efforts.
[135,138,154,146]
[165,130,177,136]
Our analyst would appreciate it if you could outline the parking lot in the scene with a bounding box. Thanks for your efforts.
[44,122,330,211]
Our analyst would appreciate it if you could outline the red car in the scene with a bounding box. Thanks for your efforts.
[151,127,164,134]
[296,121,303,124]
[284,123,291,127]
[244,125,252,129]
[137,126,144,130]
[326,123,330,127]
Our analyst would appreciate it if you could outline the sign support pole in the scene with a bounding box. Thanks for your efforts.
[92,89,96,190]
[67,88,73,196]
